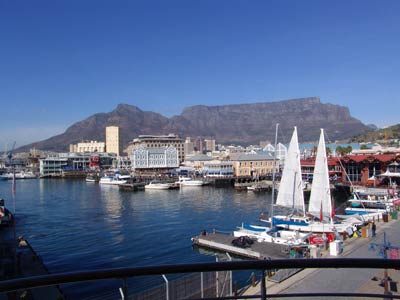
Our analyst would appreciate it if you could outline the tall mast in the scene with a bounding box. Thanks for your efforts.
[270,123,279,219]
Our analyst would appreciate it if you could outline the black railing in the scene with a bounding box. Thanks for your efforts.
[1,258,399,299]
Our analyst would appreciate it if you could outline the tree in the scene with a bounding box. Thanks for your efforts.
[335,145,352,156]
[360,144,370,150]
[326,147,332,157]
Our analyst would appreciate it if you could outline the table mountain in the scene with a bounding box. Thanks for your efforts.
[18,97,370,153]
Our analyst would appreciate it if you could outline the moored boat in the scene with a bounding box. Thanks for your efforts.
[0,198,14,226]
[176,176,207,186]
[0,171,37,180]
[233,223,311,245]
[144,181,174,190]
[86,173,100,183]
[262,128,361,234]
[99,174,127,185]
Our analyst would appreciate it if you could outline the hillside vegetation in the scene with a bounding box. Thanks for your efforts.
[349,124,400,143]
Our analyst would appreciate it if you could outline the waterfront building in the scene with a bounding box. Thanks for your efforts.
[69,141,106,153]
[231,153,278,177]
[203,160,234,177]
[106,126,120,156]
[131,146,179,170]
[352,144,400,155]
[301,157,341,182]
[300,153,400,186]
[183,154,214,172]
[339,154,400,186]
[127,134,184,163]
[39,153,115,177]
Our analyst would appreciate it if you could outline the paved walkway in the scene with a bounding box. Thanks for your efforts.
[243,216,400,299]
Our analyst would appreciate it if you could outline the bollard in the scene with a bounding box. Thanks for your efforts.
[234,281,238,296]
[251,272,256,287]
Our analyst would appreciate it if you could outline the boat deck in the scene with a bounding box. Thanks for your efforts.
[191,233,291,259]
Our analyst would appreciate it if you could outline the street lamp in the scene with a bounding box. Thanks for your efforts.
[369,231,400,295]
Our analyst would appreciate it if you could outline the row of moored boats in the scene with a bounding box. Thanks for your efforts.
[233,127,400,247]
[87,172,209,189]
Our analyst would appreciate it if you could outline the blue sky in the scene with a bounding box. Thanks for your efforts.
[1,0,399,148]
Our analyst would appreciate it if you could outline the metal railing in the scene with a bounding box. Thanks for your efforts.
[1,258,400,299]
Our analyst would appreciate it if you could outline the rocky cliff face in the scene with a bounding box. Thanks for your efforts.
[19,97,370,152]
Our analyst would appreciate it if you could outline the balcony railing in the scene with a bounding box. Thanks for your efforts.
[0,258,399,299]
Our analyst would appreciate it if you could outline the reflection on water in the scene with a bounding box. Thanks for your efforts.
[0,180,273,298]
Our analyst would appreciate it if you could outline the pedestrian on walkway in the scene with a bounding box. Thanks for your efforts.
[371,221,376,237]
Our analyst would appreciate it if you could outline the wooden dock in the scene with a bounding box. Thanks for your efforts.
[192,233,291,259]
[119,182,146,191]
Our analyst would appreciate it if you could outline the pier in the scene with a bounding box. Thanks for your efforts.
[119,182,146,191]
[0,221,64,299]
[242,214,400,298]
[192,232,291,260]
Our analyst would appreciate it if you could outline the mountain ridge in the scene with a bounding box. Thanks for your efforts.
[17,97,371,153]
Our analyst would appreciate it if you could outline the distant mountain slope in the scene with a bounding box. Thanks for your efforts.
[349,123,400,143]
[18,97,371,153]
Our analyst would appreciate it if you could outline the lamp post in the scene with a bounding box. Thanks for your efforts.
[369,231,400,295]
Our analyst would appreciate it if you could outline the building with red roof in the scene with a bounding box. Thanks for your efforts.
[301,153,400,186]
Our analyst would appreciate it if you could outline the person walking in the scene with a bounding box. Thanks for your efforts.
[371,221,377,237]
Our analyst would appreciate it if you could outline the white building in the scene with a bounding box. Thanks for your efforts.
[184,137,195,157]
[131,147,179,169]
[126,134,184,163]
[203,160,234,177]
[106,126,120,156]
[69,141,105,153]
[204,139,216,152]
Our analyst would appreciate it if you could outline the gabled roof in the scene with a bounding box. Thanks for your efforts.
[185,154,214,161]
[234,153,274,161]
[341,154,396,163]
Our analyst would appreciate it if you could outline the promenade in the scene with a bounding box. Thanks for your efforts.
[243,216,400,299]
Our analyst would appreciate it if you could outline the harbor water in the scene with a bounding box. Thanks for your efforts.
[0,179,350,299]
[0,179,274,299]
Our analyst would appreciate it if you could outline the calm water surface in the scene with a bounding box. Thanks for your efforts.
[0,179,274,299]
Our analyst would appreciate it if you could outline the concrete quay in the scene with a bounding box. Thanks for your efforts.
[242,216,400,299]
[0,224,64,300]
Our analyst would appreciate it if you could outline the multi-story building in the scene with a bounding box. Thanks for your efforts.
[232,153,279,177]
[184,137,195,158]
[184,154,214,171]
[39,153,115,177]
[131,147,179,170]
[300,153,400,186]
[126,134,184,163]
[69,141,106,153]
[194,137,203,154]
[203,160,234,177]
[106,126,120,156]
[204,139,216,152]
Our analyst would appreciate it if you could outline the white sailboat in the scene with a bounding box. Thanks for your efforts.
[272,129,360,233]
[271,126,306,221]
[235,126,313,245]
[308,128,332,221]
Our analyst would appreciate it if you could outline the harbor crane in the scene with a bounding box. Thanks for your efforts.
[6,141,16,166]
